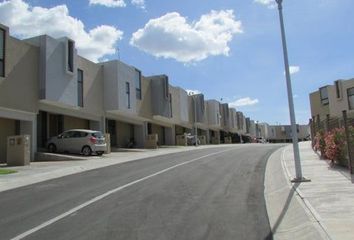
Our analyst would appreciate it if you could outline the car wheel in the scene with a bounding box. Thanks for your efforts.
[82,146,92,156]
[48,144,57,153]
[96,151,104,156]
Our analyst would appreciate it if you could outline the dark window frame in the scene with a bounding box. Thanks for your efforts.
[163,76,169,100]
[126,82,131,109]
[319,87,329,105]
[335,80,341,99]
[0,28,5,77]
[67,40,74,73]
[77,69,84,107]
[347,87,354,110]
[169,93,173,118]
[135,69,142,100]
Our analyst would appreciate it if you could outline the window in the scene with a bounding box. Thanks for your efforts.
[163,76,169,100]
[169,93,172,117]
[0,28,5,77]
[67,40,74,73]
[348,87,354,110]
[319,87,329,105]
[335,80,341,99]
[200,95,205,114]
[77,69,84,107]
[126,82,130,109]
[135,69,141,99]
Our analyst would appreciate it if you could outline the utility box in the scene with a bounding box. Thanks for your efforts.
[7,135,30,166]
[176,134,187,146]
[104,133,111,154]
[199,135,207,145]
[211,137,220,145]
[144,134,158,149]
[224,137,232,144]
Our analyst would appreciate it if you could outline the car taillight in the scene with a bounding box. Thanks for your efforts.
[90,136,97,144]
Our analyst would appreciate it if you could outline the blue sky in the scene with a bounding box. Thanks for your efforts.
[1,0,354,125]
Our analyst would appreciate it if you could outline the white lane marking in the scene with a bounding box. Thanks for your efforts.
[11,148,233,240]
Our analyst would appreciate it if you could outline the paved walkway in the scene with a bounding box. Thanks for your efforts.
[266,141,354,240]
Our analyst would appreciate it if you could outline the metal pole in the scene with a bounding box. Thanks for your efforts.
[194,96,198,146]
[342,110,353,174]
[276,0,307,182]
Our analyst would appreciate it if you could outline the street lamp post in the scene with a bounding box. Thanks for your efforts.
[194,95,198,146]
[275,0,309,182]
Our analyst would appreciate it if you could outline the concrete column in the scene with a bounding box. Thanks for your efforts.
[20,120,36,161]
[143,121,149,138]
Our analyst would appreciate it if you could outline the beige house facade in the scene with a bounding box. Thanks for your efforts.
[309,78,354,121]
[0,24,39,162]
[0,23,273,163]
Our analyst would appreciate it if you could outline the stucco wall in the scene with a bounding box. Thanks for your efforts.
[169,86,180,123]
[178,87,189,123]
[207,100,220,127]
[77,56,104,116]
[137,77,152,119]
[309,90,330,120]
[149,75,171,118]
[0,35,38,113]
[0,118,15,162]
[29,35,78,106]
[63,116,89,131]
[328,79,354,117]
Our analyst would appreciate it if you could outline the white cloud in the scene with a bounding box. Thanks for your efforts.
[186,89,202,95]
[131,0,145,9]
[89,0,145,9]
[288,65,300,75]
[89,0,126,8]
[229,97,259,107]
[0,0,123,62]
[254,0,277,9]
[130,10,243,63]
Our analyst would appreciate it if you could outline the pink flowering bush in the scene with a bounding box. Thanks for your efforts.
[314,126,354,167]
[313,130,326,157]
[323,128,347,164]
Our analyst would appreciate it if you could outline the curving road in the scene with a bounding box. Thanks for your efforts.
[0,145,282,240]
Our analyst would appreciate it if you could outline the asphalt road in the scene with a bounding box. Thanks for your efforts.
[0,144,282,240]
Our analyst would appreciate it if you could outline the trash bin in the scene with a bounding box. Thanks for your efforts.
[176,134,187,146]
[7,135,30,166]
[144,134,158,149]
[104,133,111,154]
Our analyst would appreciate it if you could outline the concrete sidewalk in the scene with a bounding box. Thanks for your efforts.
[266,141,354,240]
[0,145,232,193]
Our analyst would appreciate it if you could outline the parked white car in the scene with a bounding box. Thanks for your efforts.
[47,129,107,156]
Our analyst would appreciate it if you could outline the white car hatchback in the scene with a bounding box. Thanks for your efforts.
[47,129,107,156]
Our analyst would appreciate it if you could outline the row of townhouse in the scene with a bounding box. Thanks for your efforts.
[0,23,263,162]
[309,78,354,122]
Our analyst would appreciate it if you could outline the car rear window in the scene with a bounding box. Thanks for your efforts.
[91,132,103,138]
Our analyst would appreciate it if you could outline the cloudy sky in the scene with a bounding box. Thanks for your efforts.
[0,0,353,124]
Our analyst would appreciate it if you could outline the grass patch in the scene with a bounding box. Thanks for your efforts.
[0,169,17,175]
